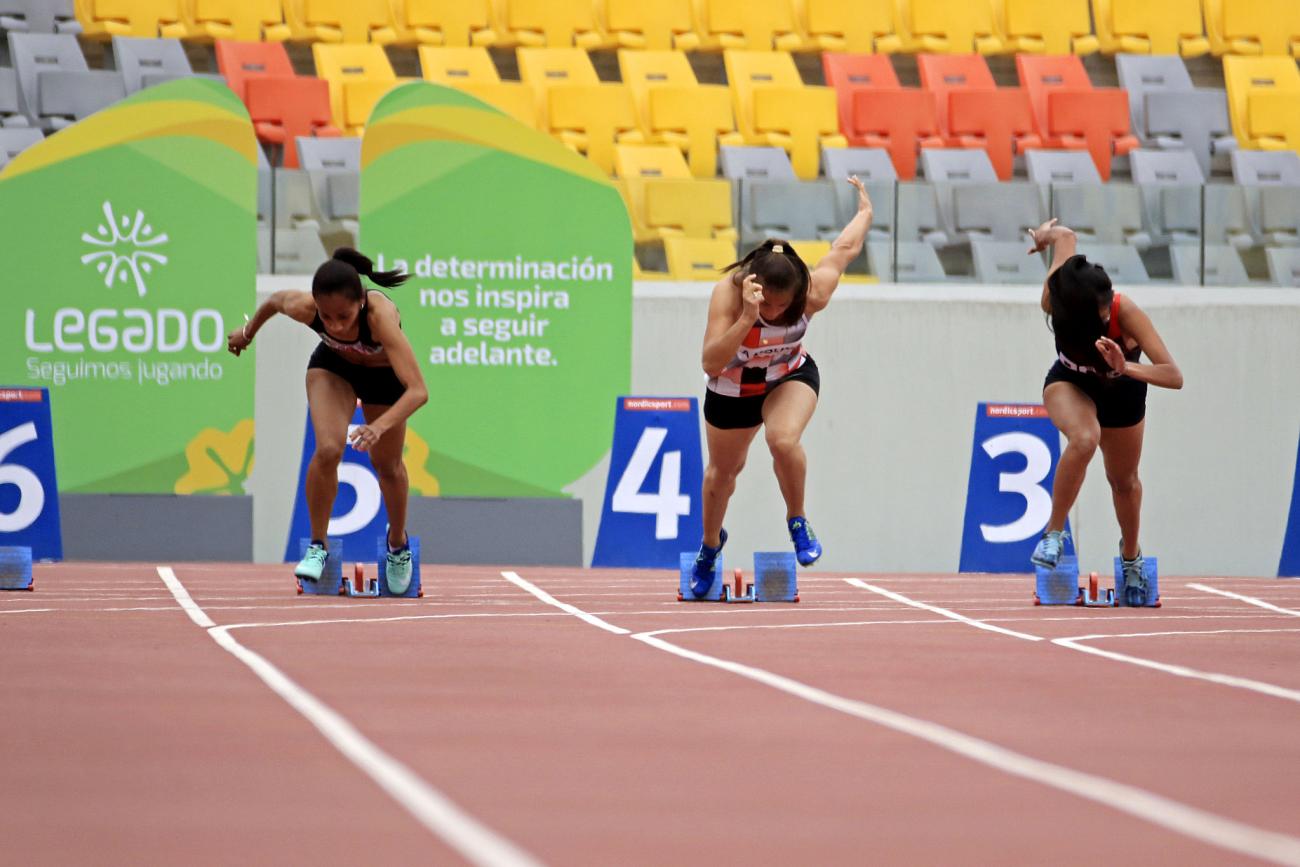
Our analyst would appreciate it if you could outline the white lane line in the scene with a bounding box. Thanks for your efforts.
[1052,630,1300,704]
[504,570,1300,866]
[156,567,541,867]
[845,578,1044,641]
[639,618,959,636]
[0,608,56,615]
[502,571,629,635]
[1189,584,1300,617]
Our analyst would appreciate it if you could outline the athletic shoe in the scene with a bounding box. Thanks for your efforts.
[1120,542,1147,607]
[295,542,328,582]
[690,528,727,597]
[1030,529,1068,569]
[385,546,413,595]
[787,516,822,567]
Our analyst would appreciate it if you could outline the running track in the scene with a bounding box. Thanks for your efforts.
[2,564,1298,865]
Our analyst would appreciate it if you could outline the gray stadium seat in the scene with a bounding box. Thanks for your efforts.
[1231,150,1300,186]
[296,136,362,172]
[324,172,359,240]
[1053,184,1151,248]
[295,137,361,236]
[1265,247,1300,286]
[1076,244,1150,285]
[36,69,125,128]
[822,148,897,231]
[1130,149,1204,246]
[259,226,328,275]
[271,169,322,228]
[740,180,839,249]
[971,240,1049,284]
[1144,90,1236,178]
[868,240,946,282]
[1025,150,1101,185]
[7,32,123,129]
[1115,54,1192,142]
[1169,244,1249,285]
[952,182,1044,242]
[1258,186,1300,246]
[919,149,998,243]
[0,65,29,126]
[111,36,221,93]
[1158,184,1254,249]
[719,146,796,181]
[0,0,80,35]
[0,123,40,166]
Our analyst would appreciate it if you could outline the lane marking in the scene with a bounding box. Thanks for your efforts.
[845,578,1044,641]
[504,570,1300,866]
[156,567,541,867]
[1189,584,1300,618]
[0,608,56,615]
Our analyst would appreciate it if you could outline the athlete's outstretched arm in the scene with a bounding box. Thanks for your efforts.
[806,176,873,314]
[1028,218,1077,314]
[225,290,316,356]
[1098,301,1184,390]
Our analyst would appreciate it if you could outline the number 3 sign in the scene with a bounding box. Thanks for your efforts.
[959,403,1073,573]
[0,388,63,560]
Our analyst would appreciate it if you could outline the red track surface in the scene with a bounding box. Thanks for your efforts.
[2,564,1298,865]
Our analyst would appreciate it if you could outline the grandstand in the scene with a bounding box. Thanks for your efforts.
[1,0,1298,284]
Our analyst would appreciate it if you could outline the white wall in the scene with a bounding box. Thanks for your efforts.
[253,277,1300,577]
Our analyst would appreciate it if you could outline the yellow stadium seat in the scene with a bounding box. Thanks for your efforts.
[644,178,737,241]
[1223,56,1300,147]
[418,47,537,126]
[1247,90,1300,151]
[517,46,599,122]
[664,237,738,280]
[183,0,292,41]
[903,0,1004,54]
[614,144,693,178]
[401,0,496,46]
[1212,0,1300,57]
[76,0,189,39]
[795,0,897,53]
[1094,0,1210,56]
[695,0,803,51]
[998,0,1098,55]
[603,0,700,51]
[725,50,846,179]
[283,0,397,44]
[313,43,400,134]
[502,0,607,49]
[547,83,644,174]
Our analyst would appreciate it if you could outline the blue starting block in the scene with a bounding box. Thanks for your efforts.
[753,551,798,602]
[296,537,344,595]
[1034,555,1080,605]
[0,547,33,591]
[377,536,422,598]
[678,551,725,601]
[1114,555,1160,608]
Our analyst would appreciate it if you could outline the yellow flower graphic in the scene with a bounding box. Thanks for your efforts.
[403,429,441,496]
[174,419,255,495]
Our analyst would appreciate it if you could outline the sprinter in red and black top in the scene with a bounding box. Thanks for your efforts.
[1026,219,1183,604]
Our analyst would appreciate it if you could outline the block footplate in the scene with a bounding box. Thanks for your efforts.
[1033,554,1160,607]
[0,546,33,591]
[678,551,798,602]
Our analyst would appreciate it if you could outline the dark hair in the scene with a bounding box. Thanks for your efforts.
[1047,254,1114,371]
[722,239,811,326]
[312,247,408,301]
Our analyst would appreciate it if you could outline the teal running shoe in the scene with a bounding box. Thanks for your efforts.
[385,546,413,595]
[295,542,328,583]
[690,528,727,597]
[1120,543,1147,607]
[788,516,822,567]
[1030,529,1068,569]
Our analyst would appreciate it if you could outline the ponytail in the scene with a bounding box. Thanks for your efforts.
[722,238,810,326]
[1047,255,1113,372]
[312,247,408,300]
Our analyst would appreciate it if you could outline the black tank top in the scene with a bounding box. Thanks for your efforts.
[310,290,389,357]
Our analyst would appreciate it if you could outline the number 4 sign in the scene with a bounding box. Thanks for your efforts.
[959,402,1073,573]
[592,397,703,568]
[0,387,63,560]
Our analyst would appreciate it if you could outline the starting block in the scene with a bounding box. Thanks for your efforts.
[1115,555,1160,607]
[377,536,422,598]
[724,568,756,603]
[296,537,344,595]
[343,563,380,597]
[1079,571,1115,607]
[678,551,798,602]
[1034,555,1081,605]
[678,551,725,601]
[0,546,33,591]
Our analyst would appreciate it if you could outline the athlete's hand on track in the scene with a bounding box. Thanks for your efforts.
[1095,336,1126,372]
[740,273,764,322]
[349,423,385,452]
[1026,218,1060,254]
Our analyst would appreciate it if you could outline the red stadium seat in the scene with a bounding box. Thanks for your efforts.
[947,89,1041,180]
[215,40,295,103]
[1016,54,1092,145]
[849,88,944,179]
[822,53,900,140]
[1046,88,1139,181]
[916,54,995,140]
[244,76,342,168]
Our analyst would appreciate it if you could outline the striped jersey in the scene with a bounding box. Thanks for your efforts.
[707,314,809,397]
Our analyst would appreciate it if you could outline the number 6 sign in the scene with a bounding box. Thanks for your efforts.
[959,403,1073,573]
[0,388,63,560]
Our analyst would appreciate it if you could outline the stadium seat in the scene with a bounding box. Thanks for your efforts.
[289,0,399,43]
[725,50,844,179]
[1052,183,1150,247]
[8,32,99,129]
[296,136,361,171]
[517,46,599,121]
[616,145,692,242]
[918,57,1040,179]
[644,178,737,241]
[603,0,699,50]
[1265,246,1300,285]
[1231,149,1300,184]
[1115,54,1192,140]
[738,179,839,248]
[246,76,341,166]
[1222,56,1300,149]
[1170,244,1250,285]
[260,226,329,274]
[1209,0,1300,57]
[719,145,797,180]
[1259,185,1300,244]
[916,54,994,137]
[663,237,738,279]
[1158,184,1255,248]
[797,0,896,53]
[0,0,81,34]
[1016,53,1091,136]
[849,89,944,179]
[902,0,1003,55]
[821,148,896,232]
[183,0,291,41]
[111,36,216,93]
[37,68,126,127]
[312,43,399,135]
[0,65,30,127]
[0,126,42,166]
[696,0,802,51]
[546,82,643,174]
[75,0,188,39]
[501,0,606,49]
[868,240,946,280]
[1094,0,1209,56]
[1245,90,1300,152]
[1146,91,1237,177]
[919,148,997,242]
[1025,149,1101,184]
[619,50,742,179]
[216,39,296,102]
[401,0,496,46]
[822,53,900,140]
[972,240,1048,283]
[1074,243,1150,283]
[952,182,1045,241]
[418,47,537,126]
[998,0,1098,55]
[1130,148,1205,248]
[1018,55,1137,179]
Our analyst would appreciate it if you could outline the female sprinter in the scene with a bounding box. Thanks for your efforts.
[226,248,428,592]
[690,176,873,595]
[1026,219,1183,605]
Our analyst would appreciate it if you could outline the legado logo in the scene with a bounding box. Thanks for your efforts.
[80,202,169,297]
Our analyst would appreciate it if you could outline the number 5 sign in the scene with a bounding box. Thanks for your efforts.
[0,388,63,560]
[592,397,702,568]
[959,403,1073,573]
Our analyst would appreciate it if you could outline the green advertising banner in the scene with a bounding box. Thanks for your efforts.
[0,79,257,494]
[361,83,632,497]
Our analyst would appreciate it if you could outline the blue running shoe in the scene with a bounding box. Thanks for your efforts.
[788,516,822,567]
[1030,529,1068,569]
[690,528,727,597]
[295,542,328,583]
[1121,544,1147,607]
